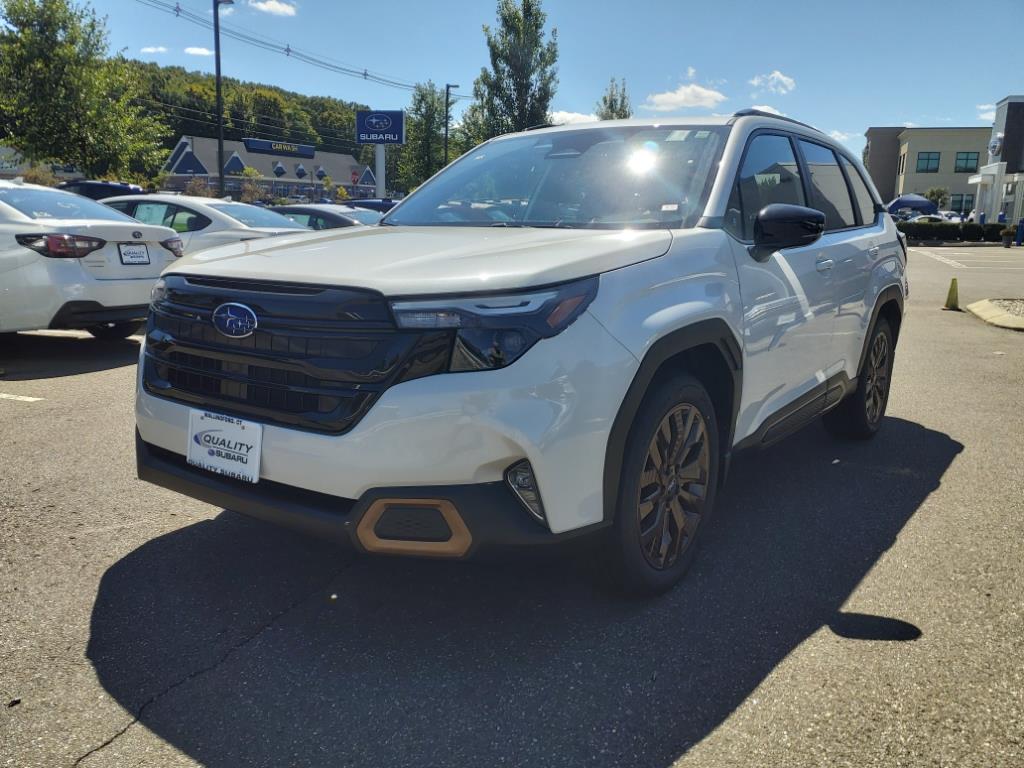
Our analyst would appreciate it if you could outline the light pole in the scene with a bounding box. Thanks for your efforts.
[444,83,460,167]
[213,0,233,197]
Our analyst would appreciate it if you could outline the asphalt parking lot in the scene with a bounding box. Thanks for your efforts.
[1,244,1023,768]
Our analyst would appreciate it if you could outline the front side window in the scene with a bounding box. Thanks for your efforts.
[916,152,940,173]
[206,202,308,229]
[384,125,728,229]
[725,134,805,240]
[798,140,856,230]
[0,188,137,221]
[955,152,979,173]
[841,156,877,226]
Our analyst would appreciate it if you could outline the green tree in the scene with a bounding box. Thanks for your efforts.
[0,0,168,176]
[464,0,558,144]
[923,187,950,209]
[399,81,446,190]
[239,166,264,203]
[595,78,631,120]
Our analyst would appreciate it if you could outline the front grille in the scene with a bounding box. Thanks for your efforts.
[143,275,452,434]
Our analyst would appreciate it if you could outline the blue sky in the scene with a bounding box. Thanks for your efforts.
[99,0,1021,155]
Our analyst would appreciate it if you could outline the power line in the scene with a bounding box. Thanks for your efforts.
[138,97,366,150]
[133,0,472,99]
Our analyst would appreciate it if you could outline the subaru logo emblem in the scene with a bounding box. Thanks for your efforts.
[132,231,143,240]
[212,303,258,339]
[366,113,392,131]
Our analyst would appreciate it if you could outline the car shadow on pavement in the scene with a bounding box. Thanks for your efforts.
[0,332,140,381]
[86,417,961,767]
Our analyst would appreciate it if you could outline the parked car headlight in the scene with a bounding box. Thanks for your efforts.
[150,278,167,305]
[389,276,598,371]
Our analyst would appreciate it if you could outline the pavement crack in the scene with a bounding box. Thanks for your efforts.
[70,561,353,767]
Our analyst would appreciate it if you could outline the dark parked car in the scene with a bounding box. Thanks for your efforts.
[346,198,398,213]
[57,180,144,200]
[271,203,383,229]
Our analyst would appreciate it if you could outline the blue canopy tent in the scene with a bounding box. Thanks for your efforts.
[887,193,938,215]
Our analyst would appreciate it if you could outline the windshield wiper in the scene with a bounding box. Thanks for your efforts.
[489,220,578,229]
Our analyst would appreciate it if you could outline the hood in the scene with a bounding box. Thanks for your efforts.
[165,225,672,295]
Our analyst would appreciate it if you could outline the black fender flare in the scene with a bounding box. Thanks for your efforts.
[856,285,904,375]
[602,318,742,524]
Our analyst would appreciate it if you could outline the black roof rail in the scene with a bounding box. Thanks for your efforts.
[729,108,818,131]
[525,123,555,131]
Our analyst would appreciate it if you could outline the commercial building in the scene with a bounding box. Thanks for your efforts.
[161,136,375,199]
[969,95,1024,224]
[864,126,991,213]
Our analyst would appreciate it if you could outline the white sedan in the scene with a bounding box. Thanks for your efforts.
[103,194,309,255]
[0,180,181,339]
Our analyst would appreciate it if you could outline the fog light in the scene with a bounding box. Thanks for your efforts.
[505,460,546,525]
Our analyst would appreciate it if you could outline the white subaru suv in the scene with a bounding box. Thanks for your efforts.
[136,110,907,593]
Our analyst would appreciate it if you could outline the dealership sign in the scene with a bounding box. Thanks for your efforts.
[356,110,405,144]
[242,137,315,159]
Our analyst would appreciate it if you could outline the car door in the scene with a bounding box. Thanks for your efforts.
[724,132,839,443]
[835,154,895,379]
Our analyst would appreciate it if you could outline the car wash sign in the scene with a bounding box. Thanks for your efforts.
[243,138,315,159]
[356,110,405,144]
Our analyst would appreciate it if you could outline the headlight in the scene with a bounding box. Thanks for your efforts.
[389,276,598,371]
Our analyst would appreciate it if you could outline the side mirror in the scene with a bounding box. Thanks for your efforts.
[751,203,825,260]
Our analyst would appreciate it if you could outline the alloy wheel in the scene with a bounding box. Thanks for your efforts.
[864,332,890,424]
[637,403,710,570]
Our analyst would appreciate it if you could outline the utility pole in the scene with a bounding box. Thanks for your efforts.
[213,0,234,197]
[444,83,460,166]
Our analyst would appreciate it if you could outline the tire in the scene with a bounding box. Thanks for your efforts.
[603,373,720,595]
[86,321,143,341]
[823,318,894,440]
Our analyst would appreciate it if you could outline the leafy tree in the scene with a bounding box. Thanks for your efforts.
[596,78,631,120]
[239,166,264,203]
[923,187,950,209]
[0,0,168,176]
[464,0,558,144]
[21,164,58,186]
[321,174,334,200]
[335,184,349,200]
[399,82,446,190]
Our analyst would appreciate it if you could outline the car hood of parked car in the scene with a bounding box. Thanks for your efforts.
[165,225,675,294]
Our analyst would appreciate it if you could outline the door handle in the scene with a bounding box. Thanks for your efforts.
[815,258,835,273]
[868,245,881,257]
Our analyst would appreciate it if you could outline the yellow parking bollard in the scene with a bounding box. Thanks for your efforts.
[943,278,959,311]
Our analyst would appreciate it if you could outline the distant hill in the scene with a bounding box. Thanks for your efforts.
[131,60,374,164]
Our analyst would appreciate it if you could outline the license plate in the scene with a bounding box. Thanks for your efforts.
[186,410,262,484]
[118,243,150,265]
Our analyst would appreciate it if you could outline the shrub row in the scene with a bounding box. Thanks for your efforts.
[895,221,1006,242]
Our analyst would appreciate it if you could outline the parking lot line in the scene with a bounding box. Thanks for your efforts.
[910,250,967,268]
[0,392,44,402]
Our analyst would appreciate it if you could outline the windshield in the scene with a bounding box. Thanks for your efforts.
[0,187,137,222]
[206,202,308,229]
[346,208,383,225]
[384,125,727,229]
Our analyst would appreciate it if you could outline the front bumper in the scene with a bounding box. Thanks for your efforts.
[137,433,601,556]
[136,311,640,537]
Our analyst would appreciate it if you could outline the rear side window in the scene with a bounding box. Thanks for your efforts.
[132,202,209,233]
[725,134,805,240]
[282,212,312,226]
[797,140,856,231]
[104,200,135,215]
[840,156,878,226]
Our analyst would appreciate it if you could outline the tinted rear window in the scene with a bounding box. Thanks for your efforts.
[0,188,136,221]
[797,140,856,231]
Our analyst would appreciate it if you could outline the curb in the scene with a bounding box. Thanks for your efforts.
[964,300,1024,332]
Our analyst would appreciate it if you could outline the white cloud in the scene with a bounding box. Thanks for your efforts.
[643,83,727,112]
[184,46,213,56]
[248,0,297,16]
[749,70,796,95]
[976,103,995,110]
[976,103,996,121]
[550,110,597,125]
[829,130,852,142]
[686,66,696,80]
[751,104,785,116]
[902,121,918,128]
[140,45,167,53]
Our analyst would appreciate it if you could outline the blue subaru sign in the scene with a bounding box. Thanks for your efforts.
[356,110,405,145]
[212,303,258,339]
